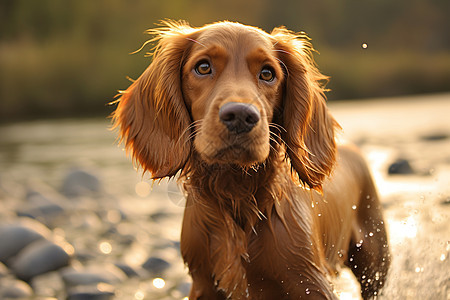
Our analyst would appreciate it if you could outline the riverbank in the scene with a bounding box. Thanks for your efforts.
[0,93,449,299]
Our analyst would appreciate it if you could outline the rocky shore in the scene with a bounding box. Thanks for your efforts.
[0,94,449,299]
[0,167,190,299]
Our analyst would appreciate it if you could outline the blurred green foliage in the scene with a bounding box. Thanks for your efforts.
[0,0,449,121]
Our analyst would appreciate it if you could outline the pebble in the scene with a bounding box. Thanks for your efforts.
[114,262,144,278]
[12,239,71,281]
[66,284,115,300]
[22,183,71,226]
[0,166,187,299]
[0,279,33,298]
[61,168,101,198]
[0,262,8,277]
[17,203,65,224]
[440,196,450,206]
[142,257,171,276]
[61,265,126,287]
[388,158,415,175]
[420,132,448,141]
[30,271,64,298]
[0,219,52,265]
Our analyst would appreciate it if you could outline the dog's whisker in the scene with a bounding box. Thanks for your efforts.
[269,122,287,133]
[114,21,390,299]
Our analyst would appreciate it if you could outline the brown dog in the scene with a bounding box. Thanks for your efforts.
[112,20,390,299]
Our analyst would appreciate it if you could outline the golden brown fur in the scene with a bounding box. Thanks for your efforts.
[112,20,390,299]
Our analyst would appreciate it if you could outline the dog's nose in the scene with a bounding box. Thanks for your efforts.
[219,102,260,134]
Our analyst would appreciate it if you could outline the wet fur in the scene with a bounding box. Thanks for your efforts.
[112,20,390,299]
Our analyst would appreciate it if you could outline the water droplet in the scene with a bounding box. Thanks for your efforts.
[362,43,368,49]
[375,272,380,280]
[305,288,310,295]
[369,232,374,237]
[352,205,357,210]
[440,253,446,261]
[318,213,322,217]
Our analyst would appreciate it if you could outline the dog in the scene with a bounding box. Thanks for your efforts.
[112,20,390,299]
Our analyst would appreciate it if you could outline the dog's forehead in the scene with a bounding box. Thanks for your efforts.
[195,22,274,51]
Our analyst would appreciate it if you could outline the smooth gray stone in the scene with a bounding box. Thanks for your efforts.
[61,169,101,197]
[142,257,171,276]
[0,220,51,264]
[30,271,64,298]
[12,240,70,281]
[388,158,415,175]
[0,279,33,298]
[67,284,115,300]
[17,203,65,221]
[114,262,144,278]
[0,261,8,277]
[61,265,126,287]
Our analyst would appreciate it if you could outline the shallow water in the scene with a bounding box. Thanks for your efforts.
[0,93,449,299]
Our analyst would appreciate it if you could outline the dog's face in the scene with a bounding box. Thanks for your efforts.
[113,21,337,189]
[181,23,284,166]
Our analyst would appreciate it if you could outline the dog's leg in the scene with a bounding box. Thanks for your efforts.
[346,176,390,299]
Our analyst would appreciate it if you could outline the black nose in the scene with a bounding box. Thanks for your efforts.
[219,102,260,134]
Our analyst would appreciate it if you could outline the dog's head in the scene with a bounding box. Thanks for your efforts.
[112,20,338,190]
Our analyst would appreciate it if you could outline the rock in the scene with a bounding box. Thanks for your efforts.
[0,219,51,264]
[440,196,450,206]
[67,284,115,300]
[388,158,415,175]
[142,257,171,276]
[31,271,64,298]
[17,203,65,225]
[22,183,71,225]
[0,279,33,298]
[12,240,71,281]
[61,169,101,198]
[61,265,126,287]
[26,182,65,205]
[114,262,144,278]
[420,132,448,141]
[0,262,8,277]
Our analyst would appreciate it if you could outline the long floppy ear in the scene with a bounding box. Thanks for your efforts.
[272,27,339,191]
[112,21,196,179]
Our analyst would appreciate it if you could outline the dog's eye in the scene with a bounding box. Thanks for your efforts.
[195,61,212,75]
[259,66,275,82]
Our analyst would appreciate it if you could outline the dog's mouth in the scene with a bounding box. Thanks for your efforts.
[197,135,270,167]
[193,101,272,167]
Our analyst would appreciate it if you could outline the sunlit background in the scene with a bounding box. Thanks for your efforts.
[0,1,449,299]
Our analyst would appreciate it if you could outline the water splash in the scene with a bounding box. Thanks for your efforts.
[388,215,418,244]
